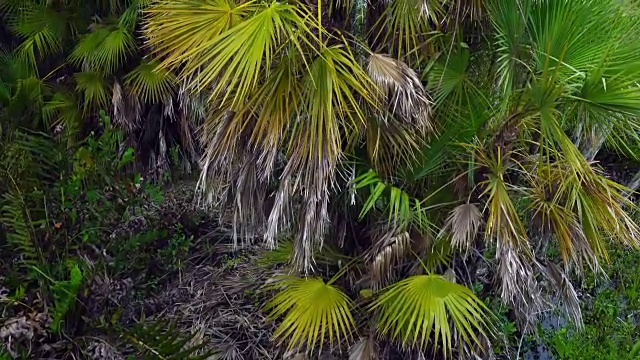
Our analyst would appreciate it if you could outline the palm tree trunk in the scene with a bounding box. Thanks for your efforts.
[574,123,611,162]
[624,170,640,197]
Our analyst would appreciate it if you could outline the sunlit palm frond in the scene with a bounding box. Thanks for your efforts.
[144,0,245,64]
[282,44,374,268]
[145,0,315,106]
[74,71,109,111]
[264,276,355,352]
[247,47,302,180]
[562,173,640,260]
[371,274,491,356]
[124,60,175,103]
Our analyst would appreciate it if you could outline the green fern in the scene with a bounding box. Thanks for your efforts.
[123,319,213,360]
[49,262,84,333]
[0,190,42,269]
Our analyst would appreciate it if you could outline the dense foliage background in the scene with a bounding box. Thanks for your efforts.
[2,0,640,359]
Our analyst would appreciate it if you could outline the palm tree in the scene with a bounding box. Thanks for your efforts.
[0,0,201,180]
[143,0,640,357]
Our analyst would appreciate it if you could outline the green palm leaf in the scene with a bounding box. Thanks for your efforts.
[10,3,66,66]
[354,168,430,232]
[144,0,245,64]
[145,0,315,106]
[371,274,491,356]
[42,91,81,131]
[74,71,109,111]
[69,26,135,74]
[124,60,175,103]
[374,0,442,59]
[119,0,154,30]
[264,276,355,352]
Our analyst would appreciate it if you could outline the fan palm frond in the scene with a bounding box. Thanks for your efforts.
[145,0,316,106]
[74,71,109,111]
[477,147,527,250]
[354,169,429,232]
[144,0,245,64]
[365,53,432,174]
[69,25,135,73]
[366,231,411,289]
[274,44,374,268]
[528,0,617,77]
[119,0,154,30]
[371,274,491,356]
[367,53,433,132]
[486,0,530,100]
[10,3,66,66]
[365,117,424,176]
[440,203,481,254]
[264,276,355,352]
[42,91,81,140]
[374,0,442,59]
[124,60,175,103]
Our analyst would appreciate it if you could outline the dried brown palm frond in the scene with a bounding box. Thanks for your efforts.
[349,336,378,360]
[365,117,424,176]
[111,80,141,135]
[543,262,582,329]
[196,109,267,247]
[366,230,412,290]
[367,53,433,133]
[496,241,545,326]
[440,202,482,254]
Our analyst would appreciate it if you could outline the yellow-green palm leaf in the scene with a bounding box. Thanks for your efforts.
[264,276,355,352]
[145,0,315,106]
[144,0,245,64]
[371,274,491,357]
[124,60,175,103]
